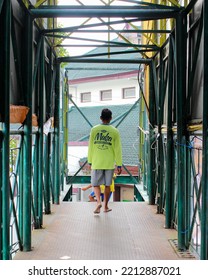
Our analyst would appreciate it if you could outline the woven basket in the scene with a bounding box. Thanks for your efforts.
[10,105,29,124]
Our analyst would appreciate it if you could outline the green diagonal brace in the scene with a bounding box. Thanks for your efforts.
[68,96,93,128]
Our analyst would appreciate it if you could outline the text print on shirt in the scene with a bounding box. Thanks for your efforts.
[94,130,112,150]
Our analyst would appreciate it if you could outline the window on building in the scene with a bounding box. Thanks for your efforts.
[122,87,136,99]
[100,90,112,101]
[81,92,91,103]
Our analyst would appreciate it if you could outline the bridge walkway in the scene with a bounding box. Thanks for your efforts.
[14,202,193,260]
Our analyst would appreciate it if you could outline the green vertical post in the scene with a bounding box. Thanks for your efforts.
[44,134,51,214]
[175,13,187,250]
[33,135,39,227]
[37,36,44,226]
[0,131,2,260]
[201,1,208,260]
[63,71,69,185]
[22,13,33,251]
[44,49,53,210]
[54,63,61,204]
[139,95,144,183]
[51,132,55,203]
[148,63,156,205]
[19,136,24,242]
[165,35,174,228]
[157,50,164,214]
[0,0,11,260]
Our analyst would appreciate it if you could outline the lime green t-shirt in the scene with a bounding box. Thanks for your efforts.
[88,124,122,170]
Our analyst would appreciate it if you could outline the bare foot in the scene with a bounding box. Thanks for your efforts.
[94,204,102,214]
[104,208,112,213]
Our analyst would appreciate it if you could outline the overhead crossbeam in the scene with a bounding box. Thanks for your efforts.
[42,18,141,34]
[44,29,171,34]
[57,57,151,64]
[30,5,181,19]
[56,44,160,51]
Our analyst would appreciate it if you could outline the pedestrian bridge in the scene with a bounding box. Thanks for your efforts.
[13,201,195,260]
[1,0,207,261]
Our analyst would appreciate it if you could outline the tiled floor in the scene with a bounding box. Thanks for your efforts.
[14,202,193,260]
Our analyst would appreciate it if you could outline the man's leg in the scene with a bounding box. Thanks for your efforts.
[103,169,114,212]
[104,186,112,212]
[93,186,102,213]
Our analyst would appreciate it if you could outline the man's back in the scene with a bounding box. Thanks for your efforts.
[88,123,122,170]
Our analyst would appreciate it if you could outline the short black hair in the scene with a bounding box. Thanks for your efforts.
[100,108,112,120]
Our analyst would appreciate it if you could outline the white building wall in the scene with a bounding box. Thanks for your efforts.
[68,146,88,175]
[68,75,139,107]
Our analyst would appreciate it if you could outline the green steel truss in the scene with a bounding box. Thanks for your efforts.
[0,0,207,260]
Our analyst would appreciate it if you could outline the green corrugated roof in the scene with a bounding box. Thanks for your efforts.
[65,38,141,80]
[68,104,139,166]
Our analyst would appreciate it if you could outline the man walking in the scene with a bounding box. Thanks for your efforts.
[88,108,122,214]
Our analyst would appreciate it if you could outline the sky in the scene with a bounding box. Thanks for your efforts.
[57,0,136,56]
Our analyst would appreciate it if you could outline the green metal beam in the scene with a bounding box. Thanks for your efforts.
[46,33,139,45]
[165,34,174,228]
[115,98,140,128]
[122,164,139,184]
[134,185,145,202]
[62,72,69,190]
[22,12,33,252]
[68,96,93,128]
[44,134,51,214]
[186,7,203,117]
[42,18,141,34]
[70,49,151,59]
[33,37,42,91]
[148,62,156,205]
[54,63,61,204]
[66,175,139,184]
[58,44,160,51]
[184,0,198,15]
[45,29,171,34]
[0,0,11,260]
[11,6,24,104]
[32,135,39,227]
[0,132,2,260]
[175,13,187,251]
[30,6,180,19]
[58,57,151,64]
[37,36,44,227]
[0,0,4,14]
[125,0,180,9]
[49,33,159,50]
[9,136,24,251]
[19,138,24,250]
[201,0,208,260]
[156,49,165,214]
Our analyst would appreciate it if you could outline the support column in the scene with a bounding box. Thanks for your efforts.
[37,36,44,226]
[44,133,51,214]
[54,63,61,204]
[44,49,53,212]
[165,35,174,228]
[22,13,33,251]
[0,0,11,260]
[148,63,156,205]
[62,71,69,189]
[175,13,187,250]
[157,50,165,214]
[201,1,208,260]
